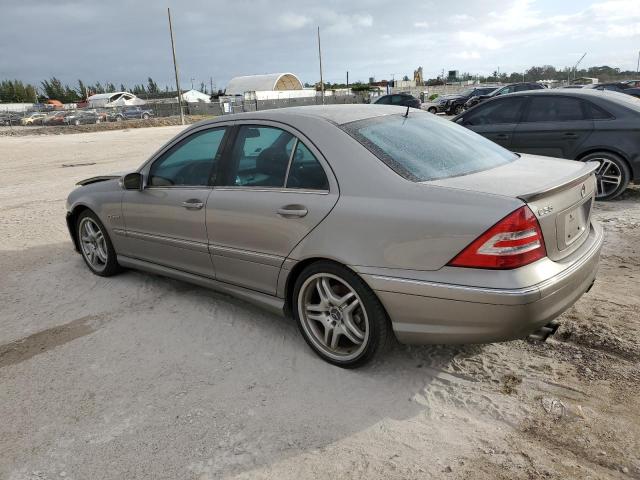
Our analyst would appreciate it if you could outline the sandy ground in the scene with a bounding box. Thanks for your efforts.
[0,127,638,480]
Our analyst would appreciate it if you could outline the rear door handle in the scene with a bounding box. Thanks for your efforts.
[277,206,308,218]
[181,199,204,210]
[495,133,510,139]
[563,132,578,138]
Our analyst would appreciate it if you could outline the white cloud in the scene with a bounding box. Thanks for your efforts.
[457,31,502,50]
[454,50,481,60]
[278,12,311,30]
[414,21,429,28]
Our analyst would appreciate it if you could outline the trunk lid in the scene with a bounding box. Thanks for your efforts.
[427,154,598,261]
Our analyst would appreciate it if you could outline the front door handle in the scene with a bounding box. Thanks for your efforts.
[563,132,578,138]
[181,199,204,210]
[277,205,308,218]
[495,133,510,139]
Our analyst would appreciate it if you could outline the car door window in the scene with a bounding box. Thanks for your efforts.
[227,126,295,187]
[148,128,226,187]
[523,96,586,122]
[375,96,390,104]
[286,141,329,190]
[463,97,527,125]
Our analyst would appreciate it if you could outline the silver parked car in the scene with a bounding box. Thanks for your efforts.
[66,105,603,367]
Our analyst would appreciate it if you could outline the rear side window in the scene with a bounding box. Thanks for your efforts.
[587,102,614,120]
[286,142,329,190]
[341,112,516,182]
[524,96,586,122]
[464,97,527,125]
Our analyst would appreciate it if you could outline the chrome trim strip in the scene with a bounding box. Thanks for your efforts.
[112,228,126,236]
[126,230,209,253]
[212,186,329,195]
[210,244,284,267]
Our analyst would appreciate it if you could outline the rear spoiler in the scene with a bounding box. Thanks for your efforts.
[517,162,599,202]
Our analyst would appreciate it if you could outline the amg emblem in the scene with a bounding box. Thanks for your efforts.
[581,184,587,198]
[537,205,554,216]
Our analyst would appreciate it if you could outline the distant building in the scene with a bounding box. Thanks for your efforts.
[180,89,211,103]
[225,73,303,96]
[87,92,145,108]
[572,77,599,85]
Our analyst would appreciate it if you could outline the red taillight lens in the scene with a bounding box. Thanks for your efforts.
[448,205,546,269]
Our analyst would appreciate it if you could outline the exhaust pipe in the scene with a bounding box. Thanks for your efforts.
[528,319,560,342]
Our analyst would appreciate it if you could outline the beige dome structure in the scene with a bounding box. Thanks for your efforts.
[225,73,303,95]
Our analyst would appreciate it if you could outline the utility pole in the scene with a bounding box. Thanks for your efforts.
[167,7,185,125]
[571,53,587,84]
[346,71,349,88]
[210,76,214,96]
[317,26,325,104]
[190,78,195,90]
[637,50,639,74]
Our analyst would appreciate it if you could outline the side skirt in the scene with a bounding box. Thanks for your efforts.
[117,255,285,316]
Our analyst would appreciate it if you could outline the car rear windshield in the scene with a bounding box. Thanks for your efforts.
[341,112,517,182]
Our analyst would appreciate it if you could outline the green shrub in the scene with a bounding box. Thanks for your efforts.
[428,94,439,101]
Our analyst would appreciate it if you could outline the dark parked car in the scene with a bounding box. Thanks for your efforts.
[428,86,498,115]
[64,110,100,126]
[0,112,22,126]
[373,93,421,109]
[583,82,640,98]
[113,106,154,121]
[453,89,640,200]
[464,82,545,109]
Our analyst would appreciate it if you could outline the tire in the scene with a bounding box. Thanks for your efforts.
[76,210,121,277]
[453,104,464,115]
[292,261,391,368]
[116,116,123,122]
[581,151,630,200]
[74,119,80,126]
[427,107,437,114]
[142,113,150,120]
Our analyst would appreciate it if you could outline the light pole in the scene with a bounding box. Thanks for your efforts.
[167,7,185,125]
[317,26,325,105]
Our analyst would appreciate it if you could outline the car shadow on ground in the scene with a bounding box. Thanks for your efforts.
[1,242,484,479]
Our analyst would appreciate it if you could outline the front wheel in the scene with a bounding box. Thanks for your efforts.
[581,151,630,200]
[427,107,437,114]
[142,113,150,119]
[453,104,464,115]
[76,210,121,276]
[293,261,390,368]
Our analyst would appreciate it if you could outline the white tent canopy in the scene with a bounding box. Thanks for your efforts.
[225,73,303,95]
[180,89,211,103]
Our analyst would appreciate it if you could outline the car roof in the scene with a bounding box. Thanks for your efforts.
[197,104,411,126]
[482,88,640,111]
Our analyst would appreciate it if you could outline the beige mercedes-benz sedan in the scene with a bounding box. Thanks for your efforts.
[66,105,603,367]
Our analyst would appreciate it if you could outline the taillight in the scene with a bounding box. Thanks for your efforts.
[448,205,546,269]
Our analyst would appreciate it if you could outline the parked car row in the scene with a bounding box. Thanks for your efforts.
[1,106,157,127]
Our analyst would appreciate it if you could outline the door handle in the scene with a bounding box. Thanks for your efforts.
[277,206,308,218]
[563,132,578,138]
[181,200,204,210]
[495,134,510,139]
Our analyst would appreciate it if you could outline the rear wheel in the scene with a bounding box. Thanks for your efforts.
[427,107,437,114]
[581,151,630,200]
[453,104,464,115]
[293,261,390,368]
[142,113,150,120]
[76,210,121,276]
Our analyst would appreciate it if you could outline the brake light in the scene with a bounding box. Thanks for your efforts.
[448,205,546,269]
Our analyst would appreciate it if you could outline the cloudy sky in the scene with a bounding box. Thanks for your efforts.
[1,0,639,90]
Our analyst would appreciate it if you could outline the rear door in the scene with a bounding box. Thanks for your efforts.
[458,96,528,148]
[207,122,338,295]
[512,95,594,158]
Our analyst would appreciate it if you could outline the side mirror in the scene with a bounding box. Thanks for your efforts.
[122,172,143,190]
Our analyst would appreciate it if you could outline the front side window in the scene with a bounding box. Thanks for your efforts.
[342,112,516,182]
[524,96,586,122]
[149,128,226,186]
[464,97,527,125]
[375,96,390,104]
[227,126,295,187]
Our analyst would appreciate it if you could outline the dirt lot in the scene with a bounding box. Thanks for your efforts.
[1,127,638,480]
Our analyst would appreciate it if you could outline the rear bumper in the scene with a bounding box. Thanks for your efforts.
[363,223,604,344]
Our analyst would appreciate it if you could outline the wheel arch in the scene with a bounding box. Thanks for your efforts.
[576,147,635,180]
[66,204,93,252]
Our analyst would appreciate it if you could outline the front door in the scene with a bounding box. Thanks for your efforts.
[512,95,594,158]
[207,123,338,295]
[120,126,228,277]
[459,96,528,148]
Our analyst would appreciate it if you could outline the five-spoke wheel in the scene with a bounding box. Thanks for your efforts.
[293,261,390,367]
[76,210,121,276]
[582,151,630,200]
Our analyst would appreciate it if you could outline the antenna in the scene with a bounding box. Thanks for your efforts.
[404,105,410,117]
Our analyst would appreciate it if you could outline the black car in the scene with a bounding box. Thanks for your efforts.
[428,86,498,115]
[373,93,421,109]
[583,82,640,98]
[464,82,545,109]
[453,89,640,200]
[64,110,100,126]
[0,112,22,126]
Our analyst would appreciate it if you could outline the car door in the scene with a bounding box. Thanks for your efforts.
[511,95,594,158]
[457,96,528,148]
[207,122,338,295]
[120,125,230,277]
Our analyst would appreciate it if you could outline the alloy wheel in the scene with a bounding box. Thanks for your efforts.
[79,217,109,272]
[593,158,622,199]
[298,273,369,361]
